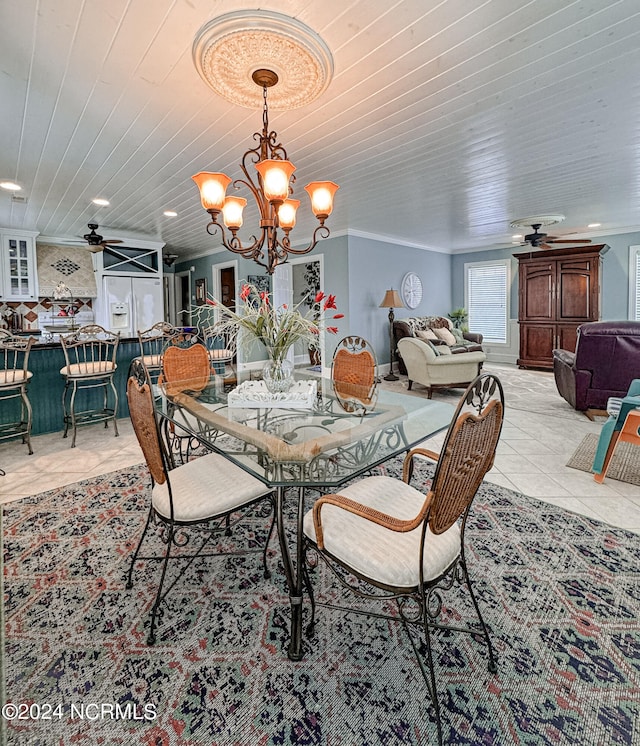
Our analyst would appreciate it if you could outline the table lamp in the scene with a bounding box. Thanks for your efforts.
[379,289,405,381]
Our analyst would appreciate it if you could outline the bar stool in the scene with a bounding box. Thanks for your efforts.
[60,324,120,448]
[202,322,238,384]
[0,330,35,454]
[137,321,179,383]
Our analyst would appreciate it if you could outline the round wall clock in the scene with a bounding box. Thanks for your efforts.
[401,272,423,309]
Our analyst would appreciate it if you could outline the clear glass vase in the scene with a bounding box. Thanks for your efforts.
[263,358,294,394]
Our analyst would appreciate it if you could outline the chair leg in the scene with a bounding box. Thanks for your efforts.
[594,431,620,484]
[109,376,119,437]
[458,554,497,674]
[20,386,33,455]
[126,508,154,589]
[148,524,175,646]
[302,547,317,638]
[62,380,71,439]
[69,380,79,448]
[419,589,443,746]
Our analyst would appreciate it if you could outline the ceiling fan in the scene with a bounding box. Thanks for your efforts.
[521,224,593,249]
[82,223,123,253]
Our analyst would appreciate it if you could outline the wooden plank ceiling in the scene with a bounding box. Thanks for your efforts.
[1,0,640,257]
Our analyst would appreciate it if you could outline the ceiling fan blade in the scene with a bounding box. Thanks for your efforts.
[546,238,592,244]
[103,239,123,244]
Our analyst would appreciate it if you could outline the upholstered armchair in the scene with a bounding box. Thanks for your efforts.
[397,337,486,398]
[553,321,640,415]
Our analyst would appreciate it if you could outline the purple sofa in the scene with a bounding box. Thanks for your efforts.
[553,321,640,413]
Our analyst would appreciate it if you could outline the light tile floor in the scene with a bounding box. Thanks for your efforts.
[1,365,639,534]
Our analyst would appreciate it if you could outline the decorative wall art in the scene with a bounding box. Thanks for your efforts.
[195,278,207,305]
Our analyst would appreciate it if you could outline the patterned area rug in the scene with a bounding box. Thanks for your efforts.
[3,461,640,745]
[567,433,640,486]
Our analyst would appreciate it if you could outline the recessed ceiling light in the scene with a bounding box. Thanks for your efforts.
[0,181,22,191]
[92,198,110,206]
[163,210,178,217]
[587,223,601,228]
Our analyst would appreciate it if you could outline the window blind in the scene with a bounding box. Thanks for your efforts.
[466,262,508,343]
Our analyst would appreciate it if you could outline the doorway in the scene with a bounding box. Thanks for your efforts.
[173,271,191,327]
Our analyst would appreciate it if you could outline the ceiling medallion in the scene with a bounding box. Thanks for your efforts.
[192,10,334,110]
[510,214,565,230]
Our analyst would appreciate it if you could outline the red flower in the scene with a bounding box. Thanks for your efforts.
[260,291,269,304]
[323,294,337,310]
[333,313,344,319]
[314,291,325,303]
[240,284,251,301]
[206,298,216,306]
[327,326,338,334]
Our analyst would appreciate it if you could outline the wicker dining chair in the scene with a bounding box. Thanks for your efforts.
[59,324,120,447]
[0,330,35,454]
[302,373,505,746]
[126,359,276,645]
[137,322,179,382]
[331,336,378,413]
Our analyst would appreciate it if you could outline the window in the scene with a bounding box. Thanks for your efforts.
[464,259,510,344]
[630,246,640,320]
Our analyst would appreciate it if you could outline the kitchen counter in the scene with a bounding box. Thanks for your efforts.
[0,338,142,438]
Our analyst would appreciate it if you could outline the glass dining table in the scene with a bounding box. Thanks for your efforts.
[155,372,455,660]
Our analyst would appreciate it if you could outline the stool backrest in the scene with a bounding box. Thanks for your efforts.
[0,330,34,384]
[60,324,120,371]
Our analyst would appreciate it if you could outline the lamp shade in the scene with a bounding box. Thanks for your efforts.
[379,289,404,309]
[278,198,300,230]
[222,196,247,230]
[192,172,232,212]
[255,159,296,203]
[304,181,339,218]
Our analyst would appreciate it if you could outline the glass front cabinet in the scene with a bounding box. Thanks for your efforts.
[0,229,39,300]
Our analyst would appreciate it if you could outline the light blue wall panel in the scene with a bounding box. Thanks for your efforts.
[348,235,452,365]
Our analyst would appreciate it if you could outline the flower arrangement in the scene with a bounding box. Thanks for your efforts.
[193,283,343,364]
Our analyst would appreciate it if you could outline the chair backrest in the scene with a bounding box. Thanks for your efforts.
[126,371,167,487]
[161,343,210,393]
[0,330,34,383]
[331,336,378,412]
[202,322,238,362]
[60,324,119,370]
[426,373,504,535]
[137,321,179,358]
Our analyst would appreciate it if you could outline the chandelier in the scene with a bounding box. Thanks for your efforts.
[192,68,338,275]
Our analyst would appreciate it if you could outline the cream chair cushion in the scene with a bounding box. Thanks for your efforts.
[60,361,116,377]
[152,451,270,522]
[303,475,460,588]
[416,329,438,342]
[208,348,233,360]
[0,370,32,387]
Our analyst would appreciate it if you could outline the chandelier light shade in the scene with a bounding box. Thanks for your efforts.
[192,68,339,275]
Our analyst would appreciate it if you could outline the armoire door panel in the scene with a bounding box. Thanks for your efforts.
[520,265,554,321]
[557,324,579,353]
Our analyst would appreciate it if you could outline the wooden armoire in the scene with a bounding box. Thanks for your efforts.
[515,244,608,369]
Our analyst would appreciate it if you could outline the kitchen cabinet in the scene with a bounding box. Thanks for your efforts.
[515,244,608,369]
[0,229,39,300]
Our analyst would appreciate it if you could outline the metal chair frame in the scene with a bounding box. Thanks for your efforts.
[202,322,238,384]
[0,330,35,454]
[60,324,120,448]
[137,322,180,383]
[126,358,276,645]
[302,373,505,746]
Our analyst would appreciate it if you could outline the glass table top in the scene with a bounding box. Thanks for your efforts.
[157,373,454,488]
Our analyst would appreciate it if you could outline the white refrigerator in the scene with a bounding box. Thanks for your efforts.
[97,276,165,336]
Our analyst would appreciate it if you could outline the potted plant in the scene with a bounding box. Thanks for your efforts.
[448,307,468,331]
